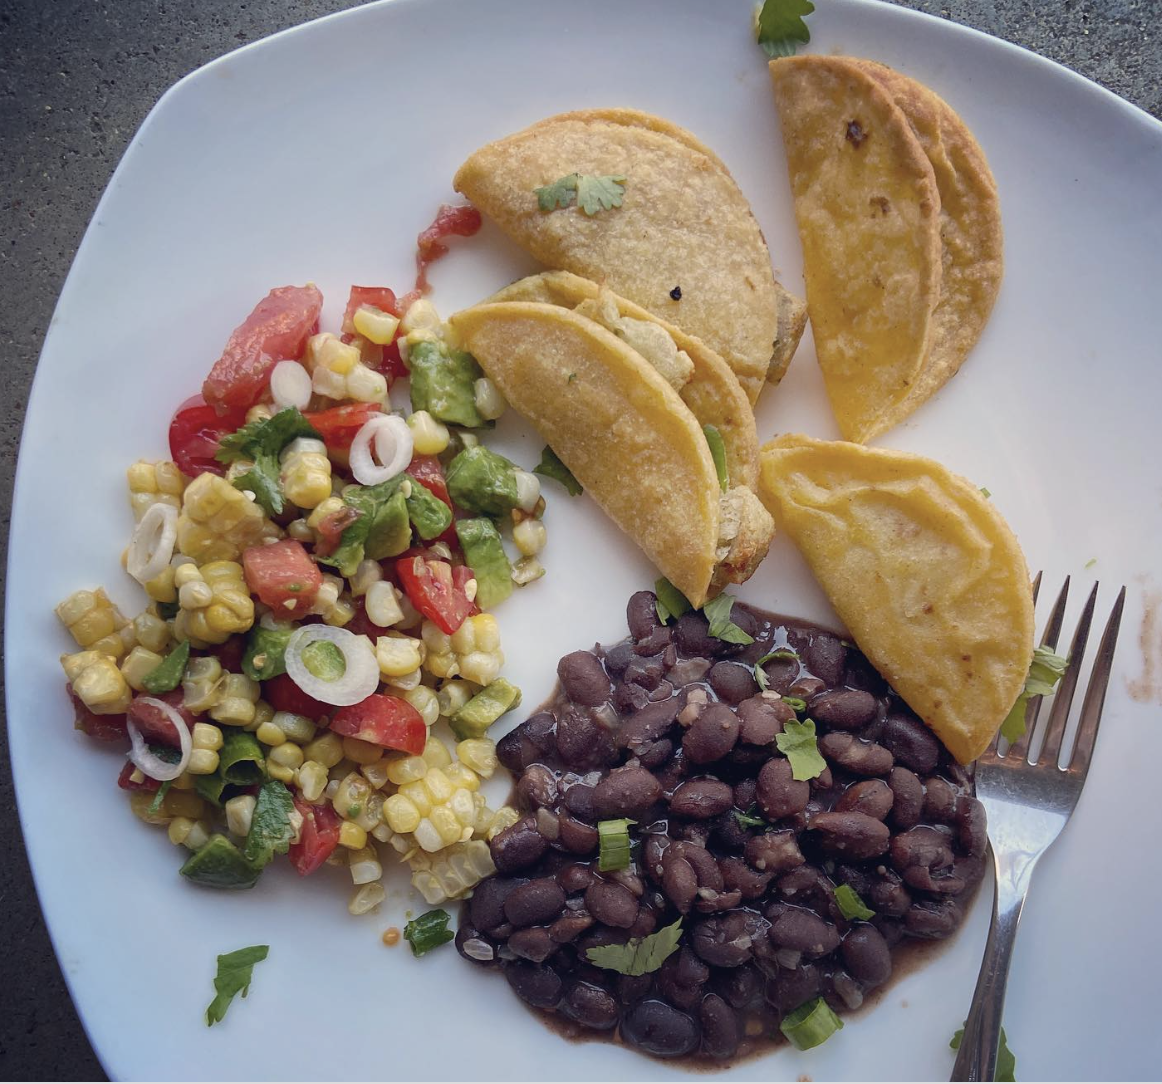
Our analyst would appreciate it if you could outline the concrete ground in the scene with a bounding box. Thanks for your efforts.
[1,0,1159,1078]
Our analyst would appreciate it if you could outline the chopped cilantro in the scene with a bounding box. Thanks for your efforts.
[733,805,768,829]
[241,780,296,869]
[775,717,826,780]
[535,173,626,215]
[205,945,269,1026]
[533,446,583,496]
[951,1024,1017,1081]
[654,577,692,624]
[1000,645,1069,742]
[834,883,876,921]
[215,408,321,516]
[702,593,755,645]
[755,0,816,58]
[753,648,799,690]
[586,918,682,976]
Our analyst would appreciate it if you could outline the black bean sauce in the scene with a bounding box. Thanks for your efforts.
[458,591,985,1065]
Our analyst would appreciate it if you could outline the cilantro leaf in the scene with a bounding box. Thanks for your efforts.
[535,173,626,216]
[733,805,768,829]
[702,593,755,645]
[951,1024,1017,1081]
[654,577,693,625]
[231,452,285,516]
[755,0,815,58]
[215,408,320,465]
[147,779,173,817]
[241,780,296,869]
[775,717,827,780]
[834,883,876,921]
[205,944,269,1027]
[586,918,683,976]
[753,648,799,691]
[1000,645,1069,743]
[533,445,583,496]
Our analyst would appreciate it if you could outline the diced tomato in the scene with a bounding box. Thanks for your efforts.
[288,797,341,876]
[415,204,483,294]
[305,402,382,454]
[202,284,323,414]
[397,555,474,635]
[341,286,402,335]
[345,597,393,641]
[377,338,408,381]
[242,539,322,619]
[314,505,361,558]
[68,685,128,742]
[408,454,452,507]
[126,690,196,749]
[117,761,161,792]
[453,564,482,619]
[168,395,248,478]
[330,694,426,755]
[263,673,330,720]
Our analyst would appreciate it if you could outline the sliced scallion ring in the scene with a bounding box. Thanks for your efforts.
[284,624,379,706]
[126,697,191,782]
[126,503,178,585]
[349,414,413,486]
[779,996,844,1050]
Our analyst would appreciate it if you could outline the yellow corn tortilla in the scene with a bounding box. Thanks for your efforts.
[453,108,806,403]
[490,271,759,490]
[769,56,942,443]
[449,301,774,607]
[855,60,1004,433]
[758,434,1033,763]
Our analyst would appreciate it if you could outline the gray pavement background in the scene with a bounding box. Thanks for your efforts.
[1,0,1159,1078]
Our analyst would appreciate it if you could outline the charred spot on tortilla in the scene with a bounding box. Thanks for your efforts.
[669,285,682,300]
[846,119,867,147]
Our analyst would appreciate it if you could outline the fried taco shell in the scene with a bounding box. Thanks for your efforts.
[758,434,1034,763]
[449,301,774,607]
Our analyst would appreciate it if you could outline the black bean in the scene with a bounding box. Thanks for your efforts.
[811,765,834,792]
[733,778,758,810]
[670,778,734,819]
[504,961,564,1009]
[591,767,663,819]
[922,776,960,823]
[676,612,731,657]
[621,999,701,1058]
[888,766,924,829]
[557,813,599,855]
[756,757,810,819]
[803,633,847,686]
[667,657,711,685]
[768,908,840,956]
[737,695,792,745]
[708,661,759,704]
[881,712,941,774]
[455,918,496,963]
[715,964,764,1010]
[835,779,894,820]
[619,697,681,752]
[614,681,651,714]
[504,878,566,927]
[627,590,662,641]
[890,825,954,878]
[550,913,594,944]
[508,926,556,963]
[764,962,823,1012]
[634,626,672,656]
[656,945,710,1009]
[515,765,557,809]
[603,641,635,675]
[745,830,805,874]
[556,862,596,894]
[624,655,665,690]
[808,688,877,729]
[562,782,596,821]
[560,981,620,1030]
[627,907,659,939]
[661,848,706,914]
[841,924,892,985]
[555,705,616,770]
[617,973,653,1004]
[558,650,612,706]
[470,876,525,933]
[904,898,962,938]
[490,818,549,873]
[956,796,988,858]
[868,874,912,917]
[638,738,674,769]
[682,703,740,764]
[496,712,556,772]
[585,881,639,928]
[756,654,800,693]
[776,865,836,913]
[710,810,751,852]
[691,911,762,967]
[809,811,891,860]
[699,993,742,1058]
[819,731,895,776]
[719,855,773,899]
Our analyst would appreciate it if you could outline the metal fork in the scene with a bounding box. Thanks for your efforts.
[951,575,1126,1081]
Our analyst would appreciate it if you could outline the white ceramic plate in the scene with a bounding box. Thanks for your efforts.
[9,0,1162,1078]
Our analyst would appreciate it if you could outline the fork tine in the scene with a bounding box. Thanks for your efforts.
[1039,583,1099,765]
[1009,576,1069,761]
[1031,570,1043,604]
[1069,586,1126,776]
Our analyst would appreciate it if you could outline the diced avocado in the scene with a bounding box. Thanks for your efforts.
[194,772,229,807]
[446,446,520,517]
[242,625,293,681]
[455,518,514,610]
[408,339,485,428]
[141,639,190,694]
[363,488,411,561]
[220,731,266,786]
[405,475,454,540]
[450,678,522,740]
[179,834,261,890]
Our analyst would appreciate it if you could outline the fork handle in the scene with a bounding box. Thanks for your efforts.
[951,855,1034,1081]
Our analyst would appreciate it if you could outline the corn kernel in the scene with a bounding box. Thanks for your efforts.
[304,731,344,768]
[162,789,206,820]
[365,581,404,628]
[421,735,453,769]
[401,685,439,727]
[269,742,304,771]
[187,749,220,775]
[487,805,521,840]
[398,779,433,817]
[349,560,383,598]
[376,635,424,678]
[339,821,368,850]
[473,377,506,422]
[71,654,131,714]
[210,672,260,729]
[192,722,224,752]
[445,763,480,792]
[437,680,474,718]
[296,760,328,802]
[177,473,272,564]
[406,410,450,456]
[247,699,275,734]
[361,758,392,790]
[399,298,441,336]
[120,646,164,692]
[456,738,498,778]
[143,565,178,604]
[267,762,295,783]
[348,882,385,915]
[245,403,275,424]
[341,736,383,766]
[385,754,427,786]
[129,791,170,826]
[422,767,454,804]
[352,305,400,345]
[513,518,547,557]
[167,816,197,847]
[385,667,422,691]
[225,794,256,837]
[256,721,287,747]
[133,610,171,654]
[459,651,503,686]
[349,844,383,885]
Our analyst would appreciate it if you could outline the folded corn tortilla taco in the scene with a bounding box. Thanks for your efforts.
[453,108,807,403]
[490,271,759,490]
[448,300,775,607]
[758,433,1033,763]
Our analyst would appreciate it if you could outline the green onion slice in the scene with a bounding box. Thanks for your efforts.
[597,818,635,871]
[404,909,455,957]
[834,884,876,921]
[780,996,844,1050]
[782,695,807,712]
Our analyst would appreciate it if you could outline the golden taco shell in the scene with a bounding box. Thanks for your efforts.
[449,301,774,607]
[855,60,1003,433]
[453,108,806,403]
[490,271,759,490]
[769,56,942,443]
[758,434,1033,763]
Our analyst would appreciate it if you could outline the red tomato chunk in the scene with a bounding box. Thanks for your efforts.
[263,673,331,720]
[242,540,321,619]
[330,694,426,755]
[341,286,402,334]
[415,204,482,294]
[68,684,127,742]
[397,555,475,635]
[168,395,247,478]
[117,761,160,792]
[126,690,196,749]
[288,797,341,876]
[202,284,323,414]
[305,402,382,455]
